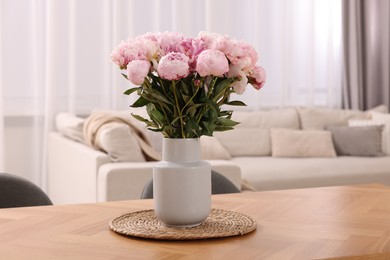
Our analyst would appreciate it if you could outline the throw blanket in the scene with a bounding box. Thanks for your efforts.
[83,111,161,161]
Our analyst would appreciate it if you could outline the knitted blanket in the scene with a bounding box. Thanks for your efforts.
[83,111,161,161]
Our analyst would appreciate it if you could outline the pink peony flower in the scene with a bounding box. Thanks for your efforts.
[226,40,258,71]
[137,39,159,61]
[111,40,133,69]
[228,64,248,94]
[198,32,257,72]
[136,32,158,42]
[157,52,190,80]
[198,31,232,55]
[248,66,266,90]
[126,60,151,85]
[196,50,229,77]
[231,77,248,94]
[111,40,151,69]
[176,37,206,72]
[156,32,185,56]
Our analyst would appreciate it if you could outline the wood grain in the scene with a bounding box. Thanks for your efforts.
[0,184,390,259]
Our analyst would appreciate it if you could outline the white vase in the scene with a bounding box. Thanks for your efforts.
[153,138,211,227]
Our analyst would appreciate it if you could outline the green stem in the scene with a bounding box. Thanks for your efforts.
[180,86,200,115]
[217,89,231,106]
[207,76,218,99]
[159,78,168,97]
[194,76,217,124]
[172,81,185,138]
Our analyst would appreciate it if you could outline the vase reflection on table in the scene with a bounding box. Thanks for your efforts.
[111,31,266,227]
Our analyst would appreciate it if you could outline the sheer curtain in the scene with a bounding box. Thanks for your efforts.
[0,0,342,188]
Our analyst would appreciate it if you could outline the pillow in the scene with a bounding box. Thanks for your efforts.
[326,125,384,156]
[200,136,231,160]
[370,112,390,155]
[297,107,364,130]
[231,108,300,128]
[214,108,300,156]
[369,104,389,114]
[56,113,85,142]
[214,128,271,156]
[297,105,389,130]
[270,128,336,158]
[348,118,388,155]
[97,123,146,162]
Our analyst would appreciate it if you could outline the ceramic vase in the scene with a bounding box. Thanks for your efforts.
[153,138,211,227]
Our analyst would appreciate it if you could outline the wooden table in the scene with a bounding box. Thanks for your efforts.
[1,184,390,259]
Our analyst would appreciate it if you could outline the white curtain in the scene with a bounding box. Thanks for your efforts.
[0,0,342,188]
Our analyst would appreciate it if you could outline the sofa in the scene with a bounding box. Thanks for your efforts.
[48,109,242,205]
[48,105,390,205]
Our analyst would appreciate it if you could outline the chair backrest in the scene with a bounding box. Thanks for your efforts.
[140,170,240,199]
[0,173,53,208]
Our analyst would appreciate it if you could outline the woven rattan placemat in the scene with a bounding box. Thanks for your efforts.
[109,208,257,240]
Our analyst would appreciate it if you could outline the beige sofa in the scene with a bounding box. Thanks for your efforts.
[213,106,390,191]
[48,106,390,204]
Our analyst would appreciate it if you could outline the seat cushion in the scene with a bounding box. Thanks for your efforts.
[232,156,390,191]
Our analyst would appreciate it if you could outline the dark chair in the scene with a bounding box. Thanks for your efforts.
[140,170,240,199]
[0,173,53,208]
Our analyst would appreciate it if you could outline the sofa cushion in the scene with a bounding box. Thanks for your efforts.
[348,118,389,155]
[326,125,384,157]
[98,123,146,162]
[214,108,300,156]
[200,136,231,160]
[298,107,364,130]
[232,156,390,191]
[214,128,270,156]
[371,112,390,155]
[56,113,85,143]
[270,128,336,158]
[298,105,388,130]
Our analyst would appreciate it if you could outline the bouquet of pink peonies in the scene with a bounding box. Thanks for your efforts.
[111,31,266,138]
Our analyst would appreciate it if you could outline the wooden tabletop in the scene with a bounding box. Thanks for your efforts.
[1,184,390,259]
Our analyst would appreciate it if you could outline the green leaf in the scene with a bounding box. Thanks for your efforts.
[186,104,203,117]
[180,81,190,96]
[186,117,201,137]
[225,100,247,106]
[180,93,191,104]
[213,78,235,100]
[131,114,155,127]
[217,118,240,127]
[162,126,176,137]
[201,121,215,136]
[206,99,219,112]
[149,109,165,126]
[219,110,233,117]
[124,87,141,95]
[170,115,186,126]
[146,103,162,125]
[131,96,149,107]
[146,128,163,132]
[214,125,234,131]
[148,91,173,105]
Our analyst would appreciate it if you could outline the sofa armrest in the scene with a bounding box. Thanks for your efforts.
[47,133,111,204]
[97,162,157,202]
[97,160,242,202]
[207,160,242,190]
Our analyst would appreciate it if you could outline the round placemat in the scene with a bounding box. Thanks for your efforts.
[109,208,257,240]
